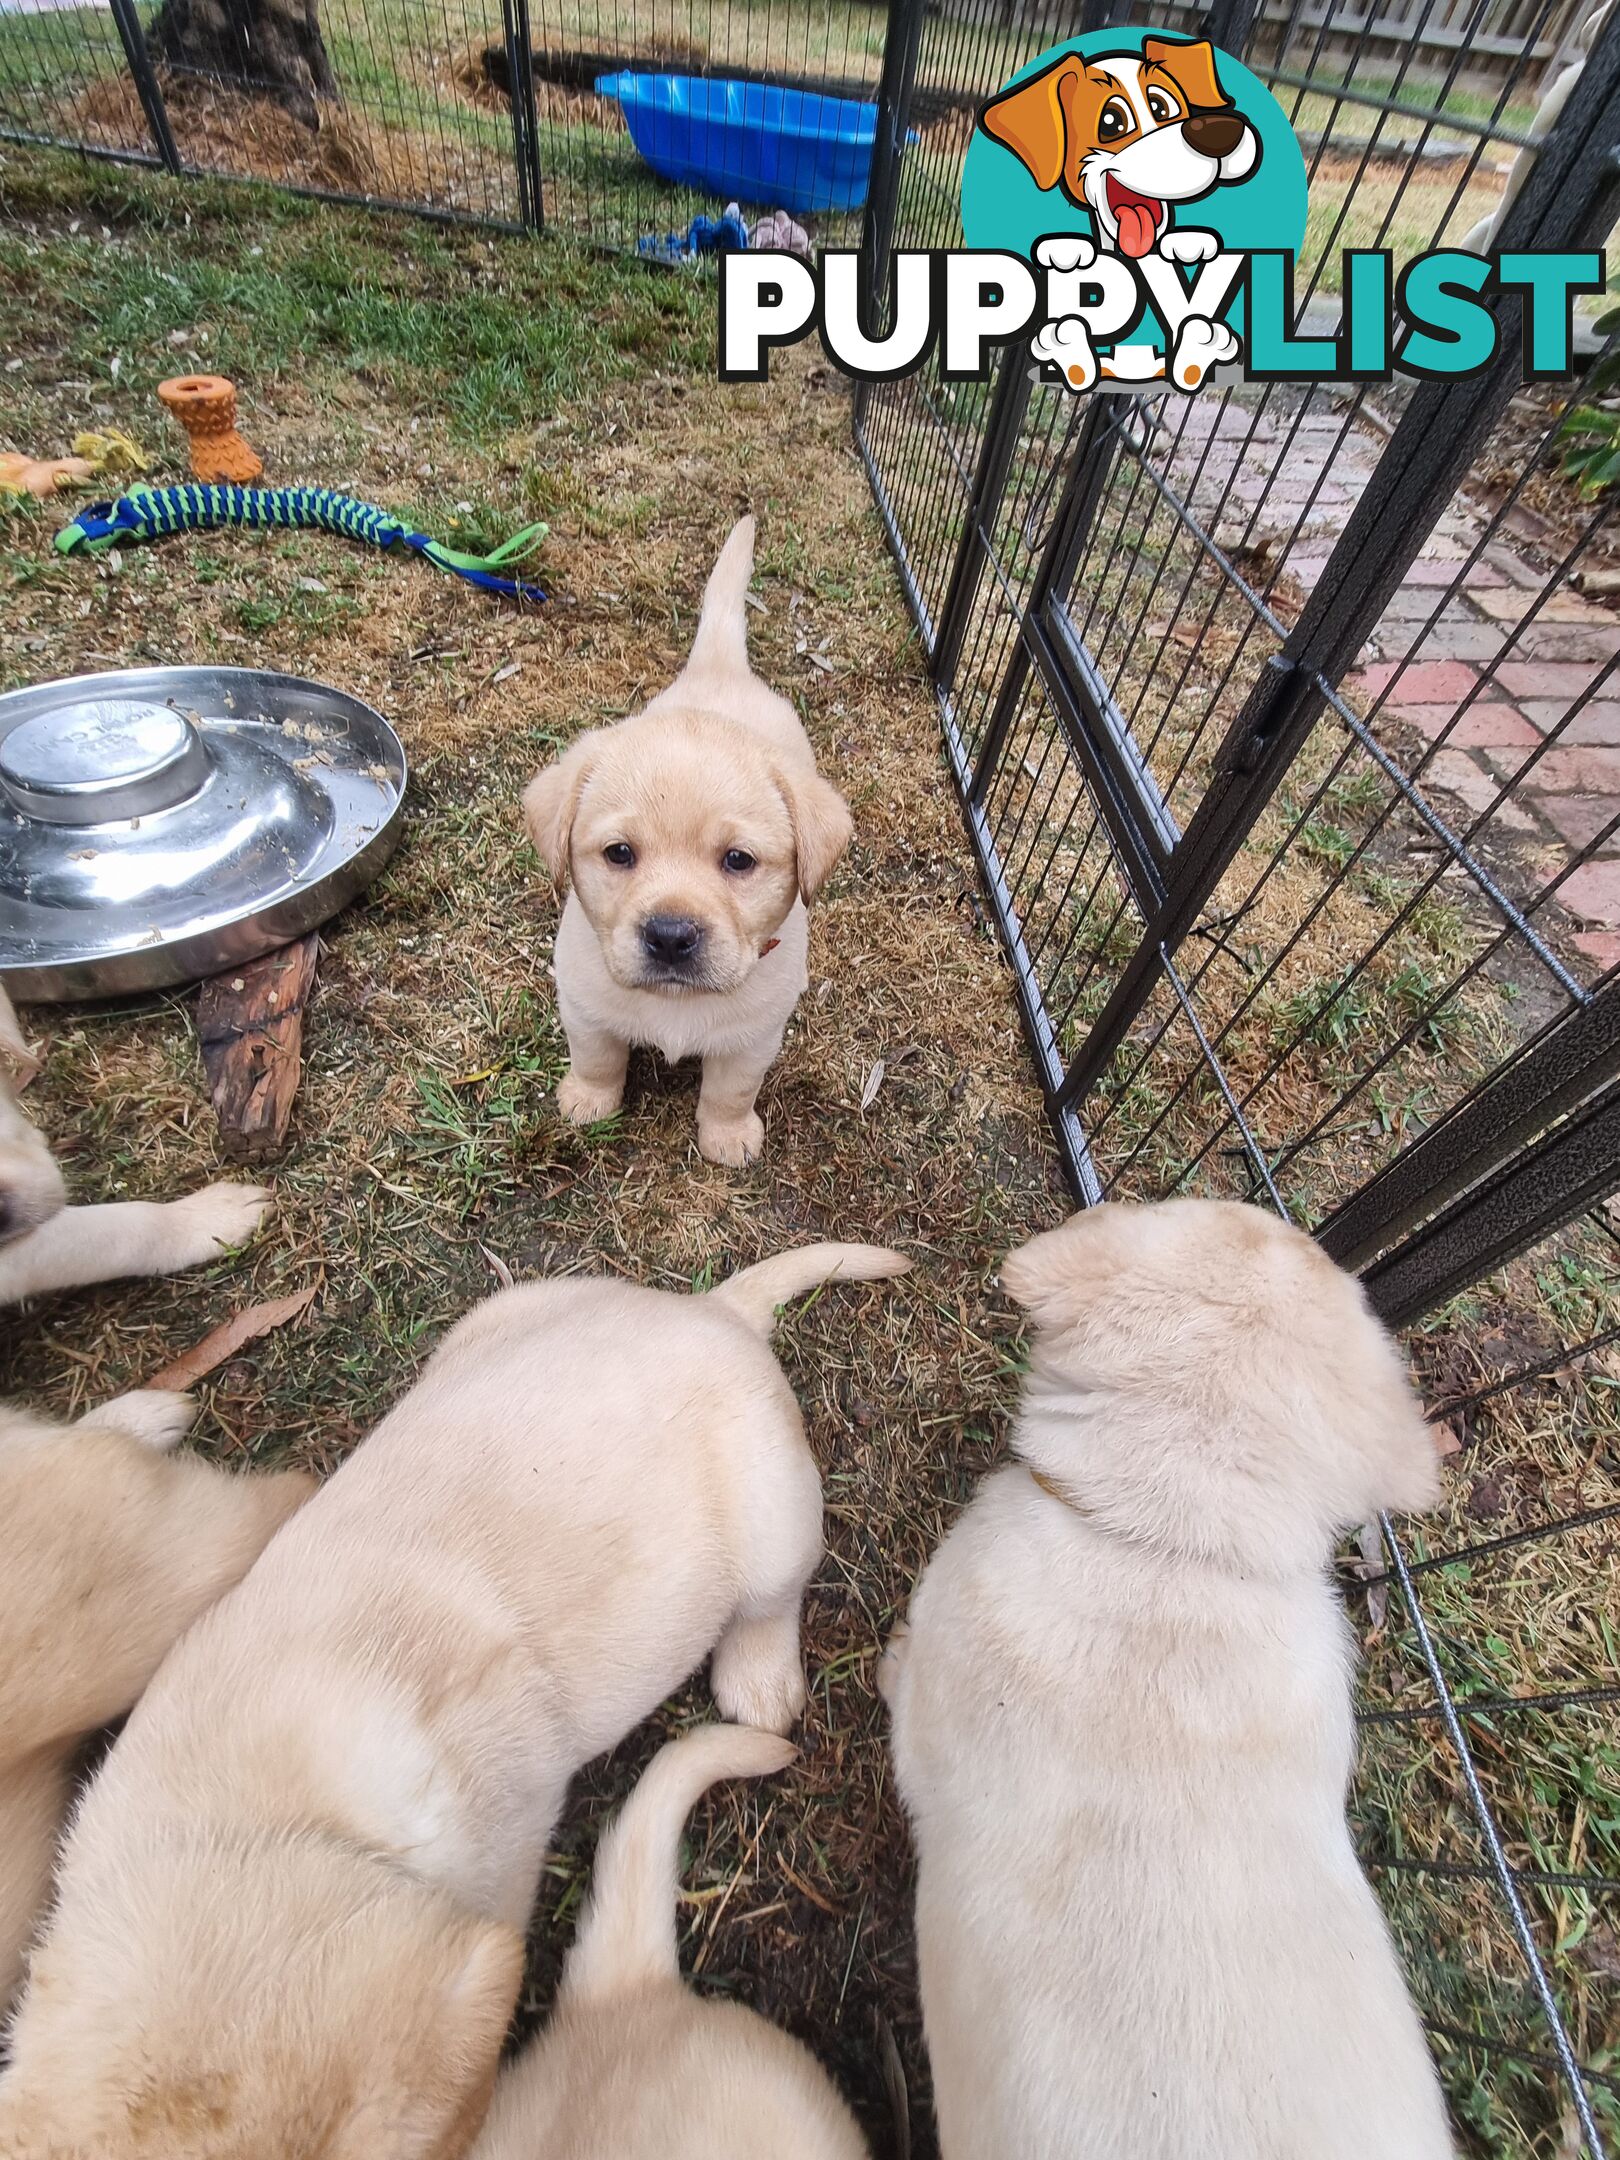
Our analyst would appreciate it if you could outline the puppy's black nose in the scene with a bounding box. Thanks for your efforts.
[641,914,705,966]
[1184,110,1246,158]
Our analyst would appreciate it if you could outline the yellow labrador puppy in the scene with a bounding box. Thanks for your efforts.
[0,1389,312,2013]
[0,1241,907,2159]
[473,1724,869,2160]
[882,1200,1454,2160]
[524,517,852,1166]
[0,988,269,1304]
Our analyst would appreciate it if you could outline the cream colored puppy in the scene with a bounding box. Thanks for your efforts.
[473,1724,869,2160]
[0,1241,908,2160]
[0,1389,313,2012]
[0,987,270,1304]
[524,517,852,1166]
[882,1199,1455,2160]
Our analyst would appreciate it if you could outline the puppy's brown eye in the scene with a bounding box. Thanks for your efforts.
[1146,86,1180,122]
[722,848,757,874]
[1098,97,1132,141]
[603,842,636,868]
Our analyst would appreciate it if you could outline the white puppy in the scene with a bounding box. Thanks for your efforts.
[0,1388,312,2011]
[882,1198,1454,2160]
[472,1724,869,2160]
[524,518,852,1166]
[0,1241,907,2159]
[0,987,269,1305]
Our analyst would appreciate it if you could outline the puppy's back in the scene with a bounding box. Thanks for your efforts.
[892,1468,1452,2160]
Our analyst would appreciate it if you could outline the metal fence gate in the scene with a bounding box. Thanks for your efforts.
[858,2,1620,2152]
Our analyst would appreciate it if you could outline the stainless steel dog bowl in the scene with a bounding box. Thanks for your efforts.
[0,667,407,1001]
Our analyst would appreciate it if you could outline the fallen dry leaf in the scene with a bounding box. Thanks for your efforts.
[147,1284,317,1391]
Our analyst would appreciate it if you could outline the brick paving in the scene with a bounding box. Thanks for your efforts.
[1147,395,1620,981]
[1253,416,1620,980]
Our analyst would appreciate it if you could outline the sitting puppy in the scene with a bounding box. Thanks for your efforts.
[473,1724,869,2160]
[0,988,269,1304]
[881,1199,1455,2160]
[524,517,852,1166]
[0,1241,907,2158]
[0,1389,312,2012]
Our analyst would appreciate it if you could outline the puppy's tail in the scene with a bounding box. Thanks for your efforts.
[561,1724,795,2003]
[710,1242,911,1337]
[680,514,757,684]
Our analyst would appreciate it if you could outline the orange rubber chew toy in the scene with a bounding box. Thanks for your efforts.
[157,374,263,484]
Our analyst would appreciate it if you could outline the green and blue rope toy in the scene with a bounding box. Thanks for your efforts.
[55,483,548,603]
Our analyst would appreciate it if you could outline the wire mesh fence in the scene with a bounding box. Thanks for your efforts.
[0,0,896,241]
[4,0,1620,2144]
[856,0,1620,2150]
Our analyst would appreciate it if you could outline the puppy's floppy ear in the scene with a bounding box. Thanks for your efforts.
[998,1210,1116,1328]
[777,768,852,903]
[1143,36,1231,110]
[522,733,602,887]
[0,985,39,1085]
[979,58,1076,193]
[1337,1320,1447,1521]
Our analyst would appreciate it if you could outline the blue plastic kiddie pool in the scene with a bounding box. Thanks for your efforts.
[595,72,884,215]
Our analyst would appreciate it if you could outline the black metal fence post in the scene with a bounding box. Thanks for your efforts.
[1052,19,1620,1115]
[106,0,182,178]
[501,0,544,233]
[930,346,1032,690]
[860,0,925,325]
[1198,0,1258,57]
[1319,979,1620,1316]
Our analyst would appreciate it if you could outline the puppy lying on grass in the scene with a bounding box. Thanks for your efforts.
[524,517,852,1167]
[0,1241,907,2159]
[0,1390,312,2014]
[0,988,269,1305]
[473,1724,869,2160]
[882,1199,1454,2160]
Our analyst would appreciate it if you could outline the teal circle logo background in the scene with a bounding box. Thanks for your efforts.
[960,30,1308,271]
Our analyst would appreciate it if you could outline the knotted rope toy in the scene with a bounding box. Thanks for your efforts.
[55,483,548,603]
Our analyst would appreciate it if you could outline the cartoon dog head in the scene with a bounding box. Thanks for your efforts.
[980,37,1259,259]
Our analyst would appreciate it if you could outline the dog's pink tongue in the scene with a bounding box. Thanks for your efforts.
[1116,199,1159,258]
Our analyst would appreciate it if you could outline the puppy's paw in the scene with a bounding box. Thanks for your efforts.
[711,1617,807,1735]
[1034,233,1096,274]
[876,1621,911,1709]
[698,1111,765,1168]
[557,1072,624,1127]
[1158,227,1221,264]
[713,1658,807,1737]
[163,1182,272,1271]
[88,1388,196,1451]
[1169,315,1239,392]
[1031,315,1097,394]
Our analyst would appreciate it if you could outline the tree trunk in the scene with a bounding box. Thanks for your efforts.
[152,0,341,130]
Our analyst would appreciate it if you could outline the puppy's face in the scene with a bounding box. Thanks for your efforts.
[0,1842,524,2160]
[525,716,851,997]
[1002,1198,1442,1560]
[0,990,65,1252]
[980,38,1259,258]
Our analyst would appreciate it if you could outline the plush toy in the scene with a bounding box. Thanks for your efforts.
[0,428,148,503]
[0,454,94,502]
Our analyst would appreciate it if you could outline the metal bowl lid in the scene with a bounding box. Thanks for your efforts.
[0,667,408,1002]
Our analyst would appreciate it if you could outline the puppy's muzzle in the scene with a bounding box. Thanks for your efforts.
[1183,110,1247,159]
[639,913,707,981]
